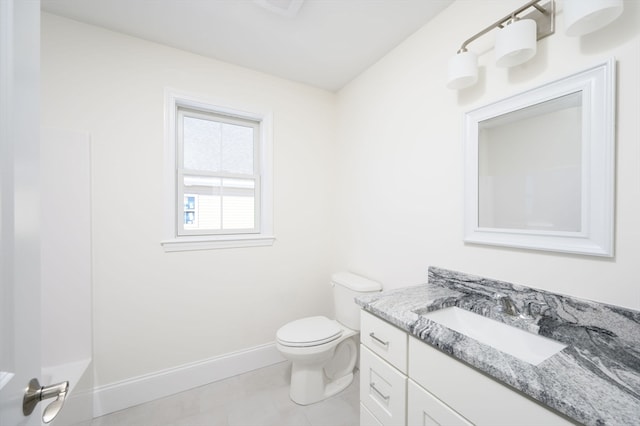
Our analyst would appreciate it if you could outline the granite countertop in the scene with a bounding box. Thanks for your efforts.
[355,267,640,425]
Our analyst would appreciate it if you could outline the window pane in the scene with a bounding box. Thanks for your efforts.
[184,195,197,227]
[183,176,222,231]
[183,176,255,232]
[221,123,254,174]
[222,178,255,230]
[183,116,221,172]
[198,194,222,230]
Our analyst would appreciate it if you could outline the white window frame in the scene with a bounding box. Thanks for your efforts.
[177,107,261,236]
[162,89,274,251]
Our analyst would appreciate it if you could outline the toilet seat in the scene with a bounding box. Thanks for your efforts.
[276,316,343,347]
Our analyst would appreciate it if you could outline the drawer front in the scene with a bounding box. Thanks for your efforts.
[360,403,384,426]
[361,310,408,373]
[407,380,472,426]
[360,345,407,426]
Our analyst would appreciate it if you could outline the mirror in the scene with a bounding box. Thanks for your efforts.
[464,58,615,257]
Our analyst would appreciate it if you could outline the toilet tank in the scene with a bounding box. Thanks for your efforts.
[332,272,382,330]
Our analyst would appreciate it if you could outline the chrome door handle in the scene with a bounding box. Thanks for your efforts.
[23,378,69,423]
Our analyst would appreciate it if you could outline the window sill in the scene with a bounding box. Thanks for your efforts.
[161,235,275,252]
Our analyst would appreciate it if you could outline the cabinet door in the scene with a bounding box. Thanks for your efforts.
[361,310,408,373]
[408,337,574,425]
[407,380,472,426]
[360,345,407,426]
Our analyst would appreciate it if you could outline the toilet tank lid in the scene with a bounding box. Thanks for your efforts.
[331,272,382,292]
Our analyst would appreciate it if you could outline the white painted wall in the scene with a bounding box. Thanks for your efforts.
[41,13,338,388]
[335,1,640,309]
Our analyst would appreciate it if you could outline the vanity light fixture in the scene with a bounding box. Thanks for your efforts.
[447,50,478,90]
[447,0,625,90]
[563,0,624,37]
[447,0,555,90]
[495,17,538,68]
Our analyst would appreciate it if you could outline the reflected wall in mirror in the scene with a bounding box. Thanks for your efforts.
[464,58,615,257]
[478,92,583,232]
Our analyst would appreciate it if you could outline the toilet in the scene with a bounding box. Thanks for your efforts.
[276,272,382,405]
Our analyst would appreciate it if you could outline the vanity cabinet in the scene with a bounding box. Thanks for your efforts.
[360,310,575,426]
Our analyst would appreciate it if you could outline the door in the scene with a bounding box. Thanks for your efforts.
[2,3,92,424]
[0,0,44,425]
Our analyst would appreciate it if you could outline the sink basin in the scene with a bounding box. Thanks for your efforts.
[422,307,567,365]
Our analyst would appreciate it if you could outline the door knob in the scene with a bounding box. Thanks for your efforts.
[23,378,69,423]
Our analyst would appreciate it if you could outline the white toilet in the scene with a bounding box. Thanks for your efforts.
[276,272,382,405]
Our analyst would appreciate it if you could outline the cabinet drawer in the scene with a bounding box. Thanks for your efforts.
[408,337,574,425]
[361,310,408,373]
[360,345,407,426]
[407,380,472,426]
[360,403,384,426]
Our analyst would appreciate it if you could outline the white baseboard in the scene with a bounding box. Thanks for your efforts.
[92,342,286,418]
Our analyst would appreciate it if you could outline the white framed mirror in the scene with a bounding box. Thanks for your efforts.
[464,58,615,257]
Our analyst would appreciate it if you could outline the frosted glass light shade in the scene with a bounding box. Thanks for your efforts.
[495,19,537,68]
[564,0,624,36]
[447,51,478,90]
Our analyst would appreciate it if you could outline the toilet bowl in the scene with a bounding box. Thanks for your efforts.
[276,316,358,405]
[276,272,381,405]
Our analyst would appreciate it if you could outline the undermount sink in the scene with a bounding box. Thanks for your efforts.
[422,307,567,366]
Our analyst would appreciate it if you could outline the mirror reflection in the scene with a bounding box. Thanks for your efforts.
[477,92,583,232]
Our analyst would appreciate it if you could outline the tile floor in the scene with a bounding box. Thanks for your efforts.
[90,362,360,426]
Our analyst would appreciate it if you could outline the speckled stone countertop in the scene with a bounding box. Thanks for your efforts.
[355,267,640,425]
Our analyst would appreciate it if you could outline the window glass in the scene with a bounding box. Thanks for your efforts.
[222,178,255,229]
[183,116,221,172]
[182,176,222,231]
[181,175,255,232]
[178,108,259,235]
[221,123,254,174]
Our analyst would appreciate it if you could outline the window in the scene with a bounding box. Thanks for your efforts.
[178,107,260,235]
[163,90,274,251]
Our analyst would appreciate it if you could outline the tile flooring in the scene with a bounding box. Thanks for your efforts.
[91,362,360,426]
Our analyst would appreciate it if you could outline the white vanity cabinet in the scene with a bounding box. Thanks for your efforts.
[360,310,575,426]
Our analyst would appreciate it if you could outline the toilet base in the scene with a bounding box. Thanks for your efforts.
[290,367,354,406]
[324,372,354,399]
[286,336,358,406]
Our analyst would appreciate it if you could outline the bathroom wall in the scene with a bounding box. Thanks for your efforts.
[41,12,338,391]
[335,0,640,310]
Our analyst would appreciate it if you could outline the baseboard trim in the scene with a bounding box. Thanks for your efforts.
[92,342,286,418]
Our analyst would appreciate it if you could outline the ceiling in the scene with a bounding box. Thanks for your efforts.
[40,0,453,92]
